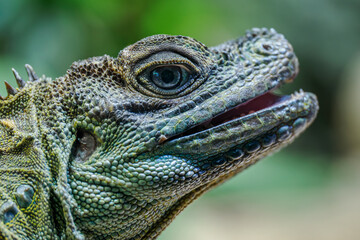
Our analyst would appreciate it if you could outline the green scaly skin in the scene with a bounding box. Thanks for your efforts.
[0,28,318,239]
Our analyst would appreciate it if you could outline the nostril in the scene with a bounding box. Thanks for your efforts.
[253,41,277,56]
[262,44,272,51]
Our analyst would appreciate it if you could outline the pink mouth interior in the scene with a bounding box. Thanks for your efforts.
[168,92,287,141]
[210,92,285,126]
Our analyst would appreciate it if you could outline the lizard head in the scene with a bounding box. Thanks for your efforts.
[44,28,318,239]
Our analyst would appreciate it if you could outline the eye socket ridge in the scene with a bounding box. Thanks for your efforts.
[134,50,199,76]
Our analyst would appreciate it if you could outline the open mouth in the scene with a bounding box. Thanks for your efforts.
[166,91,292,142]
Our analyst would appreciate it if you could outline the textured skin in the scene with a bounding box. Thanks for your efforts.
[0,28,318,239]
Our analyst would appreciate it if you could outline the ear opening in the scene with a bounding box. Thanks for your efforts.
[70,129,98,164]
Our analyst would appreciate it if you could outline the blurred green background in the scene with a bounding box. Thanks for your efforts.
[1,0,359,239]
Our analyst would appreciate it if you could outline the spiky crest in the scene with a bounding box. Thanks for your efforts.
[1,64,38,100]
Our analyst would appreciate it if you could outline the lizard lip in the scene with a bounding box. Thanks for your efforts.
[166,91,290,142]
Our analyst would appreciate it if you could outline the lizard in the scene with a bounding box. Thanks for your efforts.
[0,28,318,240]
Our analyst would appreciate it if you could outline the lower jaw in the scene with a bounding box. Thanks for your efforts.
[196,116,309,175]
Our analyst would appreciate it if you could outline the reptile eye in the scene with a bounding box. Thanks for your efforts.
[133,51,204,98]
[151,66,189,90]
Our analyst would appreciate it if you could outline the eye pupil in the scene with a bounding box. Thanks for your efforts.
[151,66,188,90]
[161,69,175,84]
